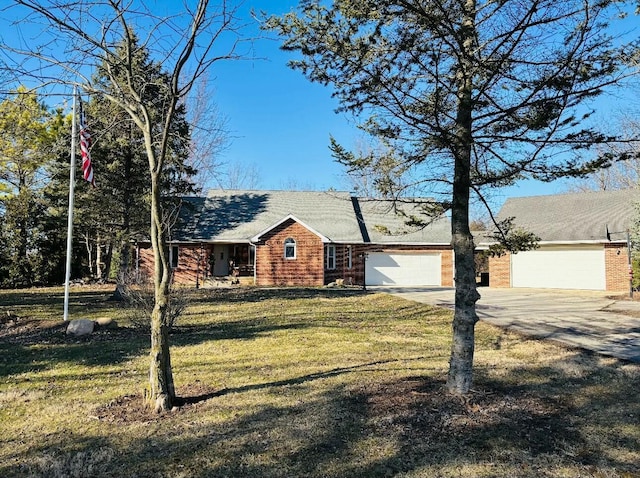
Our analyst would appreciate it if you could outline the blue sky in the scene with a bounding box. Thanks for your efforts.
[2,0,637,212]
[208,1,361,192]
[208,0,639,210]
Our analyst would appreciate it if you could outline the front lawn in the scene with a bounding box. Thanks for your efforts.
[1,286,638,477]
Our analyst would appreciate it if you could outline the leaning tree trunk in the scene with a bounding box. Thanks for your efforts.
[147,170,175,412]
[447,0,481,395]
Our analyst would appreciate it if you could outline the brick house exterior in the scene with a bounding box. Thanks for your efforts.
[605,243,631,291]
[137,189,638,291]
[487,245,630,292]
[254,218,325,286]
[136,190,454,288]
[483,189,636,292]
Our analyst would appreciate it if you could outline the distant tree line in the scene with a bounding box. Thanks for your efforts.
[0,37,198,289]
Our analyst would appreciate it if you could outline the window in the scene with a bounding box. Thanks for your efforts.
[170,245,179,268]
[284,238,296,259]
[347,246,352,269]
[326,244,336,270]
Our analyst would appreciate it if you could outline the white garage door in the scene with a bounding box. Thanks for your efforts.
[366,253,441,286]
[511,246,606,290]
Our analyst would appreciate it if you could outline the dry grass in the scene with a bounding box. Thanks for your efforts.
[0,286,638,478]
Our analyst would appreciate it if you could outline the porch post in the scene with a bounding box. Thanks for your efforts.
[251,242,257,285]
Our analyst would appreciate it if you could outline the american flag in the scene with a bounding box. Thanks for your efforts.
[78,97,95,187]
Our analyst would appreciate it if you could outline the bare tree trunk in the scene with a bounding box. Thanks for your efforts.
[112,145,133,300]
[103,241,114,281]
[149,299,174,412]
[147,160,175,412]
[84,232,94,277]
[96,233,102,279]
[447,0,480,395]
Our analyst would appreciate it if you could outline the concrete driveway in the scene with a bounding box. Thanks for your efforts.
[373,286,640,363]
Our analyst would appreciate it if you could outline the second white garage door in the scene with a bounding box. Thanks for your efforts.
[366,253,442,286]
[511,246,606,290]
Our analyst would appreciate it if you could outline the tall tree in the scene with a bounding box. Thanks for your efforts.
[0,86,63,287]
[267,0,639,394]
[86,34,195,288]
[185,72,230,193]
[1,0,246,411]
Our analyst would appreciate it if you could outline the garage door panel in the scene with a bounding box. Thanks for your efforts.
[511,248,605,290]
[366,253,441,286]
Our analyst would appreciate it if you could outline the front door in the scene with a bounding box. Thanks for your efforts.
[212,245,229,276]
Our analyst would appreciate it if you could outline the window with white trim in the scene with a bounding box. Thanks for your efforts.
[326,244,336,270]
[284,238,296,259]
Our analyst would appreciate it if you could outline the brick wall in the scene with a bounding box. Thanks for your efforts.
[255,219,324,286]
[173,246,205,286]
[138,238,455,288]
[325,244,360,285]
[441,249,454,287]
[489,252,511,288]
[137,244,206,287]
[605,243,630,292]
[137,245,153,281]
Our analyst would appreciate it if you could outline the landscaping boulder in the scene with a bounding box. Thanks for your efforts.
[95,317,117,329]
[66,319,95,336]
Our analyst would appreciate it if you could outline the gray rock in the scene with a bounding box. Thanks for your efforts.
[66,319,95,336]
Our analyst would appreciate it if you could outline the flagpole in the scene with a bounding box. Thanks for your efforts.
[63,87,78,321]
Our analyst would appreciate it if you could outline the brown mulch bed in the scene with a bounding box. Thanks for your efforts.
[92,382,222,423]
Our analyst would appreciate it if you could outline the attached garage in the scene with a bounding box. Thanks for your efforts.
[511,245,606,290]
[366,252,442,286]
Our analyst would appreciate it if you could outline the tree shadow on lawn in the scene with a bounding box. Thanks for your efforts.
[4,435,116,478]
[5,353,638,477]
[143,356,640,477]
[0,321,150,378]
[190,286,369,305]
[0,288,115,311]
[170,319,310,346]
[0,285,316,380]
[0,314,311,380]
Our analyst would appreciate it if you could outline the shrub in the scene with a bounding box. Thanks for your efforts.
[119,278,187,330]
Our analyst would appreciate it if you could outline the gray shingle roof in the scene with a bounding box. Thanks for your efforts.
[495,189,638,243]
[173,190,363,243]
[171,189,452,244]
[357,198,451,244]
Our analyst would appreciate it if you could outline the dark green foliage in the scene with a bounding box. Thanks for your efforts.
[486,217,541,257]
[0,36,196,288]
[39,34,196,286]
[83,34,195,282]
[0,88,67,287]
[269,0,636,199]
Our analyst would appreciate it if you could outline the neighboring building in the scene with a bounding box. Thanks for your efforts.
[483,189,636,292]
[135,189,453,287]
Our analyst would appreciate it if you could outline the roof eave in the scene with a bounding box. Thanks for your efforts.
[250,214,331,243]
